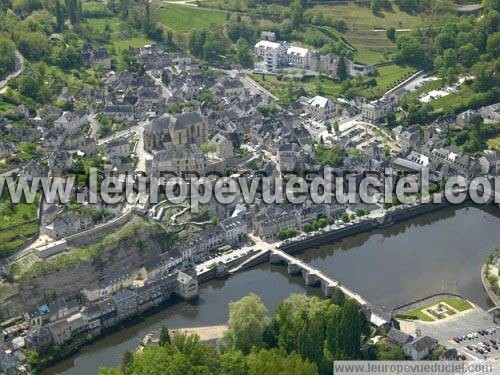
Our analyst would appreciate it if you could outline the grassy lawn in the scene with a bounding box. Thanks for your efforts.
[85,17,152,53]
[441,298,473,312]
[311,3,421,30]
[396,298,473,322]
[0,195,39,259]
[158,3,227,33]
[249,63,413,103]
[487,137,500,151]
[249,73,342,104]
[401,78,443,105]
[430,84,474,112]
[0,101,14,115]
[398,308,435,322]
[359,64,415,98]
[311,3,421,64]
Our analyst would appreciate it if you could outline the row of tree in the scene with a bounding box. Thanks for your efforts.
[103,292,385,375]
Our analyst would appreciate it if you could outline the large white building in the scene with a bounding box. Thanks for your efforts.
[254,39,373,77]
[361,96,398,123]
[254,40,284,72]
[286,46,311,69]
[301,95,336,121]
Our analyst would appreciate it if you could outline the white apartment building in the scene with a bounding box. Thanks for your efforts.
[254,40,284,72]
[286,46,310,69]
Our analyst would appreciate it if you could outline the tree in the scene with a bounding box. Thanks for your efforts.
[120,350,134,375]
[51,44,82,69]
[395,35,427,69]
[377,344,405,359]
[331,286,346,306]
[220,350,248,375]
[16,31,50,61]
[159,325,171,346]
[337,55,348,81]
[486,32,500,58]
[18,75,40,100]
[236,38,252,67]
[67,0,78,26]
[386,27,396,42]
[337,299,362,359]
[246,348,317,375]
[371,0,390,13]
[290,0,304,29]
[224,294,269,354]
[0,37,16,77]
[458,43,479,68]
[55,0,65,32]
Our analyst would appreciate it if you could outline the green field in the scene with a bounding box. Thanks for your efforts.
[249,63,413,103]
[249,73,342,104]
[395,298,473,322]
[487,137,500,151]
[309,3,422,64]
[85,17,152,52]
[359,64,415,97]
[441,298,473,312]
[401,79,444,105]
[429,84,474,112]
[311,3,421,30]
[158,4,227,33]
[0,195,39,259]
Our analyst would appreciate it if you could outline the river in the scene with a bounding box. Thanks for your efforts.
[45,204,500,374]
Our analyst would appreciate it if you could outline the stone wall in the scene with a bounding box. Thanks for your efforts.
[15,219,170,311]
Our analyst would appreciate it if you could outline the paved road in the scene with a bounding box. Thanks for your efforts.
[405,308,499,361]
[0,50,24,90]
[146,70,172,99]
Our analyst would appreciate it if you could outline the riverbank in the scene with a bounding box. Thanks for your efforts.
[44,204,500,374]
[481,263,500,308]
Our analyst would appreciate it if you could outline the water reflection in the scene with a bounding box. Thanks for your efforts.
[45,205,500,374]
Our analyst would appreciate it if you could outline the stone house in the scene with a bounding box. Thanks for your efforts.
[103,104,135,122]
[112,289,138,320]
[103,137,131,160]
[53,110,88,135]
[456,109,480,128]
[176,271,198,300]
[43,212,94,239]
[24,326,52,354]
[23,310,42,328]
[300,95,336,121]
[362,96,397,123]
[403,335,438,360]
[48,150,73,177]
[211,134,234,159]
[48,319,71,345]
[387,327,413,347]
[148,144,206,177]
[217,79,245,97]
[219,215,247,246]
[82,269,135,302]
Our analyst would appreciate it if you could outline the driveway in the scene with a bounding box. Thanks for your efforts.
[0,50,24,90]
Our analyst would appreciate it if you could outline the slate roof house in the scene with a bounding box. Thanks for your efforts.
[387,327,413,347]
[403,335,438,360]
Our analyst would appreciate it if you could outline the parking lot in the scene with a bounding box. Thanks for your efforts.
[411,308,500,360]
